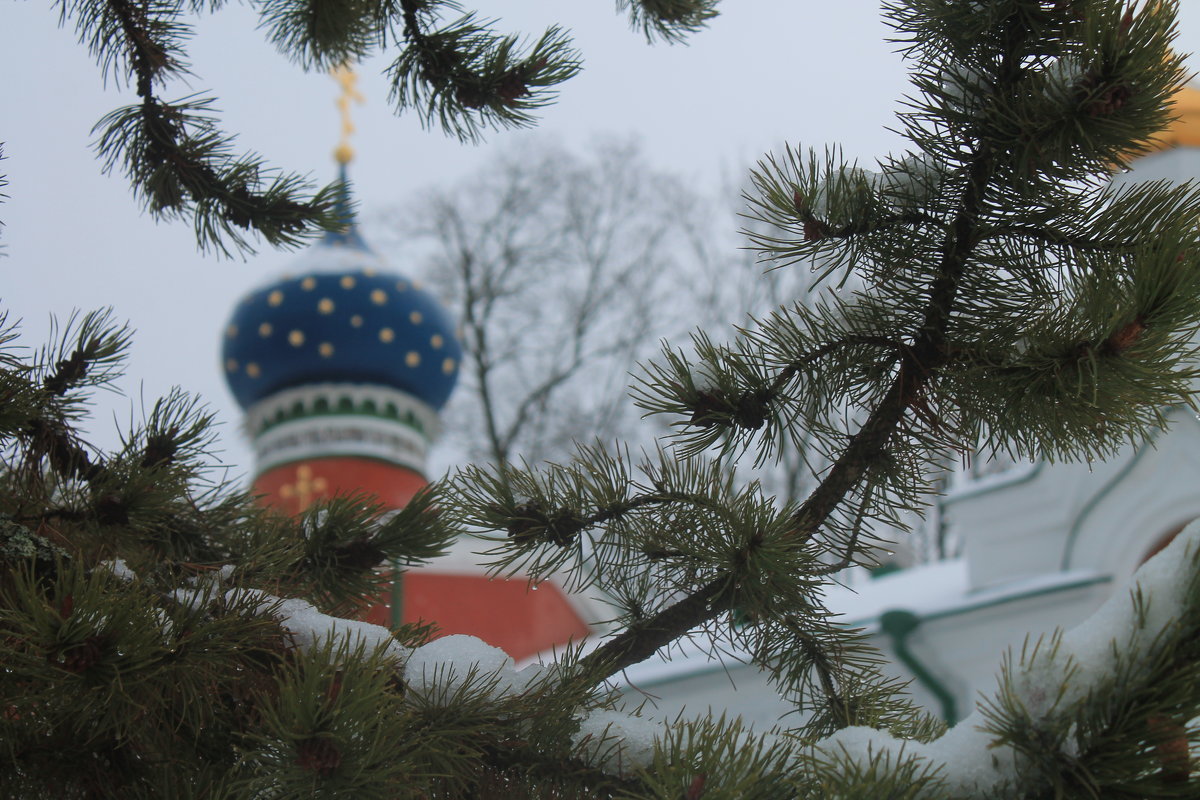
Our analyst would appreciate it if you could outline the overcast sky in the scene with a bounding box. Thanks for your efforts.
[4,3,1200,479]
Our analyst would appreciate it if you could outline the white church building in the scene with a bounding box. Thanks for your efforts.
[605,87,1200,730]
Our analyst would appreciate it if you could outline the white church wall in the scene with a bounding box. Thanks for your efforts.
[619,143,1200,733]
[945,462,1083,589]
[1108,147,1200,189]
[907,579,1111,721]
[1060,411,1200,582]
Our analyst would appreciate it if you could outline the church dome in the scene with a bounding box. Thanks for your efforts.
[1143,85,1200,153]
[222,236,461,412]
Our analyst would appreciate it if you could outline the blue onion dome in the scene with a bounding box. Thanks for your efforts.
[222,231,462,412]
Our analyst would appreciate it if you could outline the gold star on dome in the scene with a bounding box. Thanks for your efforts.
[319,342,335,358]
[410,311,423,325]
[268,290,284,307]
[341,275,356,290]
[226,324,238,338]
[318,298,335,314]
[371,289,387,305]
[431,334,444,349]
[246,363,261,378]
[289,330,305,347]
[406,351,420,367]
[442,358,457,375]
[259,322,273,337]
[301,277,317,291]
[350,315,364,328]
[225,358,238,372]
[379,327,395,343]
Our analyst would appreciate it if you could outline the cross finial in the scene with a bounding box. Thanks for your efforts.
[331,62,366,165]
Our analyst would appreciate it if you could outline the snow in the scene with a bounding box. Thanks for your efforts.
[921,712,1022,793]
[1009,516,1200,715]
[571,708,662,776]
[404,634,550,704]
[822,560,969,626]
[874,153,946,207]
[816,518,1200,794]
[939,64,993,114]
[689,362,724,394]
[809,166,876,226]
[169,585,409,663]
[268,595,410,663]
[97,558,136,581]
[1042,58,1087,103]
[150,607,175,643]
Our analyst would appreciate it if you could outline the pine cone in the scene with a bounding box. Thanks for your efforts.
[1076,72,1133,117]
[295,737,342,776]
[332,538,385,570]
[688,389,730,428]
[56,635,105,673]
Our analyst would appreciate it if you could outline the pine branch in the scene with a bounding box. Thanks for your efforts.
[256,0,380,68]
[63,0,342,256]
[578,11,1029,687]
[388,1,582,142]
[984,223,1144,252]
[616,0,720,44]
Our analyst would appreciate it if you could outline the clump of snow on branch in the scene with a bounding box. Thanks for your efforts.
[808,166,876,226]
[822,713,1023,796]
[874,153,947,208]
[939,63,994,115]
[1010,516,1200,718]
[403,633,549,704]
[689,361,724,394]
[572,708,663,776]
[268,596,410,662]
[806,153,948,226]
[170,585,410,663]
[97,558,136,581]
[819,518,1200,795]
[1041,57,1088,104]
[402,635,661,774]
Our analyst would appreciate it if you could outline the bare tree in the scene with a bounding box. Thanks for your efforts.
[381,138,715,467]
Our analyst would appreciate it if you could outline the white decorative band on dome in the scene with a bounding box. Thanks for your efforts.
[245,383,442,474]
[244,383,442,441]
[252,412,429,475]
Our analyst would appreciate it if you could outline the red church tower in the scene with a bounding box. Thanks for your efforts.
[219,73,591,661]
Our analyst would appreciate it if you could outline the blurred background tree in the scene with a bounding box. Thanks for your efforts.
[377,138,717,467]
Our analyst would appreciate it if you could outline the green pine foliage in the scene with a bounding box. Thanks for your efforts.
[6,0,1200,797]
[51,0,714,255]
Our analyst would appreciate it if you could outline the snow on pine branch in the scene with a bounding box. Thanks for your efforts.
[403,635,663,776]
[181,586,414,663]
[151,563,665,775]
[819,517,1200,795]
[403,633,550,703]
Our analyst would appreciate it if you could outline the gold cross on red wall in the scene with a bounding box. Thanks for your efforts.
[279,464,329,513]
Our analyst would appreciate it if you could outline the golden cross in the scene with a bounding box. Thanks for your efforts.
[279,464,329,512]
[331,62,366,165]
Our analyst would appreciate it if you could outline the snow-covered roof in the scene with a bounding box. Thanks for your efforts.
[596,560,1110,690]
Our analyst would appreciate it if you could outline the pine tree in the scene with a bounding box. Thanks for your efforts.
[47,0,714,256]
[5,0,1200,797]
